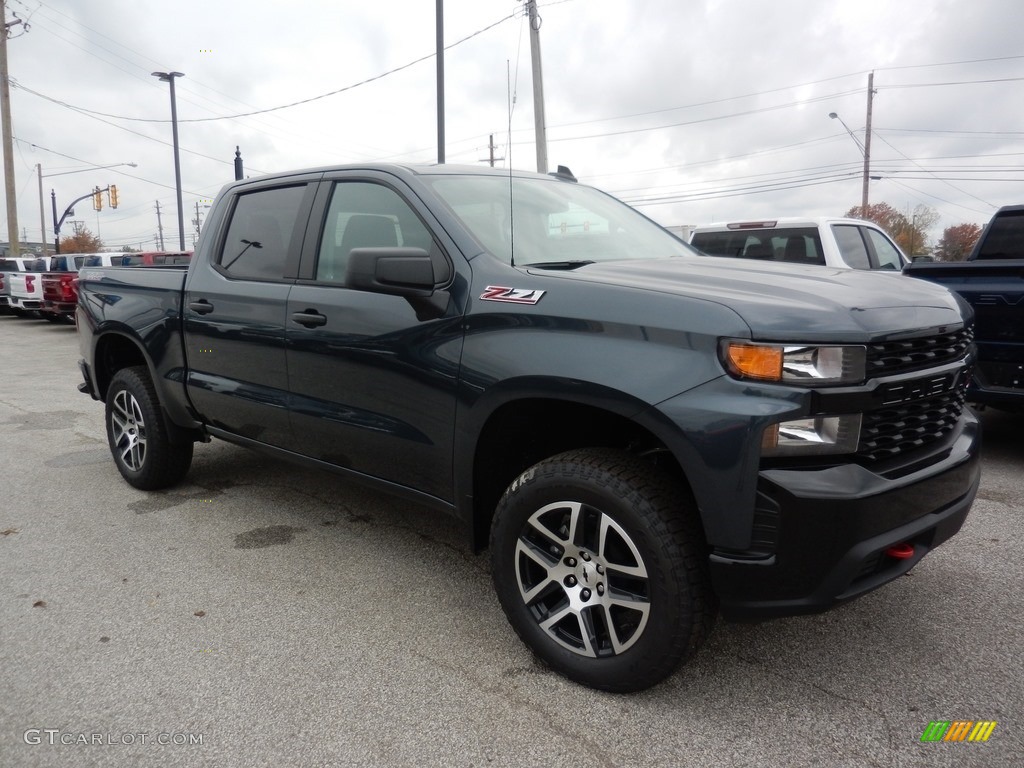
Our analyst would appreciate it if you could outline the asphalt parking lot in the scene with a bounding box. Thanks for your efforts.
[1,313,1021,768]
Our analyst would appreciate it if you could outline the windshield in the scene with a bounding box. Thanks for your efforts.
[426,174,694,266]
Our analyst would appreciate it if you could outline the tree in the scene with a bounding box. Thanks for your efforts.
[845,201,937,257]
[59,226,103,253]
[933,223,982,262]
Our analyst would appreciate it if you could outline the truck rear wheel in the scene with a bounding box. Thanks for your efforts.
[490,448,715,692]
[105,366,193,490]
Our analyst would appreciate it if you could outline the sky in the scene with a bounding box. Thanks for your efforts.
[2,0,1023,253]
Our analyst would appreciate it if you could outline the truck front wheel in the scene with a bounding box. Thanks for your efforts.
[105,366,193,490]
[490,448,715,692]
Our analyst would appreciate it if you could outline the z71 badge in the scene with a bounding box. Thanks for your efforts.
[479,286,546,305]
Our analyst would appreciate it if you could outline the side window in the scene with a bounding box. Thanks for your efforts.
[832,225,871,270]
[864,228,903,270]
[218,185,306,280]
[316,182,437,284]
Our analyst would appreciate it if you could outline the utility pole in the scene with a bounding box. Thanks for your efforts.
[435,0,445,164]
[525,0,548,174]
[481,134,505,168]
[0,2,23,257]
[155,200,165,251]
[861,71,874,215]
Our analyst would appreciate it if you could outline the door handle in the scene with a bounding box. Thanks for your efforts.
[188,299,215,315]
[290,310,327,328]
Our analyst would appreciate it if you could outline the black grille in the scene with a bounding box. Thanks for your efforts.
[857,383,967,462]
[865,325,973,379]
[977,360,1024,390]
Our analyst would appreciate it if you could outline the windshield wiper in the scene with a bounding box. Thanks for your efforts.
[526,260,596,270]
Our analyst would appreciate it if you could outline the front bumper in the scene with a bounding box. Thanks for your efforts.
[711,412,981,620]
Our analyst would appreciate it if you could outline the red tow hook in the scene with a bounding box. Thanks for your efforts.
[885,542,915,560]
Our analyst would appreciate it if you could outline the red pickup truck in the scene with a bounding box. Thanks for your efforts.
[41,251,192,322]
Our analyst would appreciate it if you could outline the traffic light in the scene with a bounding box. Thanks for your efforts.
[109,185,119,209]
[93,186,103,211]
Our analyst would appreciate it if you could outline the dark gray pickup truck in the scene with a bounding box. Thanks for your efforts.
[77,164,980,692]
[905,204,1024,411]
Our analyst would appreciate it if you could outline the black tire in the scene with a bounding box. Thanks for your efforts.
[490,447,715,693]
[42,312,62,323]
[105,366,193,490]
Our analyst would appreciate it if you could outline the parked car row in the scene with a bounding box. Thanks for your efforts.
[0,251,192,323]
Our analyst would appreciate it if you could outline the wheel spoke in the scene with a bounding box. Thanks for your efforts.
[515,539,556,603]
[528,501,583,547]
[599,513,648,578]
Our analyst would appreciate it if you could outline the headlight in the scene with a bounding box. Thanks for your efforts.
[761,414,862,456]
[721,341,866,386]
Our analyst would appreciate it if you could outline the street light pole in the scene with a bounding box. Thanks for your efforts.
[829,110,871,216]
[152,71,185,251]
[36,163,46,255]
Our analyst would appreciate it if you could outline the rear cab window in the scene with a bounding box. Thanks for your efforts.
[691,227,825,265]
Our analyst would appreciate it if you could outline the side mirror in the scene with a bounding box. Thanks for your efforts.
[346,248,435,298]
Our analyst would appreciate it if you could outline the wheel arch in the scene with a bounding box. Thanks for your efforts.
[92,329,202,445]
[462,387,703,553]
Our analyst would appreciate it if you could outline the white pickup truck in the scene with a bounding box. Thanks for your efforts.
[0,257,37,314]
[689,217,908,271]
[6,257,55,316]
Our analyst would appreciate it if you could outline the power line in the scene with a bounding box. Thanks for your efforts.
[12,11,519,125]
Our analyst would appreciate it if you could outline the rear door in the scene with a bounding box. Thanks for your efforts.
[183,175,319,448]
[284,171,465,500]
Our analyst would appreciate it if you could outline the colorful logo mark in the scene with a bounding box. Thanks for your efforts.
[920,721,997,742]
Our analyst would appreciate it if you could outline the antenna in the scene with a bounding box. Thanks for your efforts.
[507,60,515,266]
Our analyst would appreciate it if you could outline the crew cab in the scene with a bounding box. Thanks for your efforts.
[690,217,908,270]
[905,204,1024,410]
[76,164,980,692]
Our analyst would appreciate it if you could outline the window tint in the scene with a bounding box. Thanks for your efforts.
[219,185,306,280]
[316,182,437,284]
[864,228,903,270]
[975,209,1024,259]
[832,225,871,269]
[691,228,825,265]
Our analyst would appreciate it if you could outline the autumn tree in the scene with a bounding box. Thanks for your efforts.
[933,223,982,262]
[844,202,938,257]
[59,226,103,253]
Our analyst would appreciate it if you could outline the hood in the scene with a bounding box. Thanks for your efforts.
[528,256,968,341]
